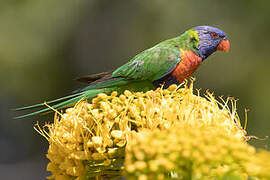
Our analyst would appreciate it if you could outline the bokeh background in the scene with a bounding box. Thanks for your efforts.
[1,0,270,179]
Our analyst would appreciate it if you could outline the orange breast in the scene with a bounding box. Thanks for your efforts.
[172,49,202,82]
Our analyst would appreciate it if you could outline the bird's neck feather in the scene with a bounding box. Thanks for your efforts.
[172,30,200,56]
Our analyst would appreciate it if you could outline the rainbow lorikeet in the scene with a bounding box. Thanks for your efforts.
[15,26,230,119]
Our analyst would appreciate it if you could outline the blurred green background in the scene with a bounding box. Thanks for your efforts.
[1,0,270,179]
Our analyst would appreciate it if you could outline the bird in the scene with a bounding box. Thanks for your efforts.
[15,25,230,119]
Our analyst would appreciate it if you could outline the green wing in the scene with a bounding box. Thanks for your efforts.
[112,43,181,81]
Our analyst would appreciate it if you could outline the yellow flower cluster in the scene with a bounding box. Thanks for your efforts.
[125,125,270,180]
[36,81,261,180]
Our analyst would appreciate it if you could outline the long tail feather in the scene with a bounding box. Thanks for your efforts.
[14,89,106,119]
[14,92,85,111]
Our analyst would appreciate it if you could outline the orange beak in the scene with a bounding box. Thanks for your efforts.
[217,40,230,52]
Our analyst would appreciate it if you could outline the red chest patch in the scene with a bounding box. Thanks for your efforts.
[172,49,202,83]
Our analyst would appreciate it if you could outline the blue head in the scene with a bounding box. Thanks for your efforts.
[192,26,230,60]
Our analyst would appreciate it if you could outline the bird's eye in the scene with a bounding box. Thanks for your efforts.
[211,32,219,39]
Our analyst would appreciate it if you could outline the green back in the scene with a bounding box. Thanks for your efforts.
[112,29,199,81]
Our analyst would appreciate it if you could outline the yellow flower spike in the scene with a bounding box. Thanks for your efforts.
[38,80,270,179]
